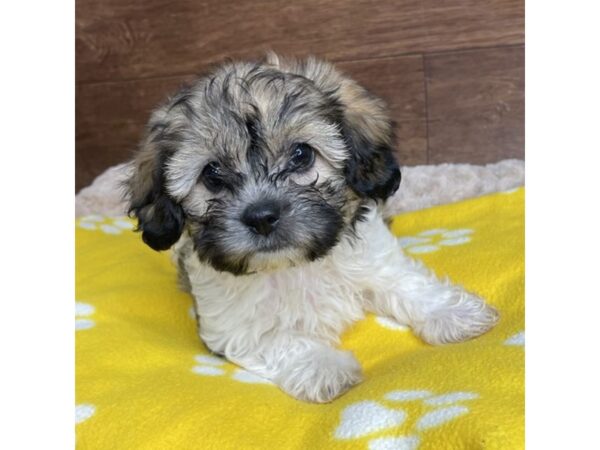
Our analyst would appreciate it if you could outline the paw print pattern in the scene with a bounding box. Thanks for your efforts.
[75,404,96,424]
[368,436,419,450]
[333,389,479,449]
[76,302,95,331]
[334,401,407,439]
[398,228,474,255]
[77,215,135,235]
[191,354,273,385]
[414,405,469,431]
[504,331,524,346]
[192,355,227,376]
[232,370,274,384]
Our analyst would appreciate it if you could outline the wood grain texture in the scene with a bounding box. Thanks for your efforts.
[76,75,195,190]
[425,45,524,164]
[337,56,428,166]
[76,0,524,83]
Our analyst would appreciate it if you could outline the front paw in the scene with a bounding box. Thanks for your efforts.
[417,290,500,345]
[276,348,363,403]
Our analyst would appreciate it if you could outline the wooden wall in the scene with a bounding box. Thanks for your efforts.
[76,0,524,191]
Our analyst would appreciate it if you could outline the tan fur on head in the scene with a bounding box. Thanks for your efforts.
[266,53,393,148]
[125,54,400,272]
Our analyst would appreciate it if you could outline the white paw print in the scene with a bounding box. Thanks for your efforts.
[76,302,95,331]
[231,369,274,384]
[192,355,227,376]
[333,389,479,449]
[191,354,273,385]
[334,401,407,439]
[75,404,96,424]
[368,436,419,450]
[414,405,469,431]
[504,331,524,346]
[77,215,135,235]
[398,228,474,255]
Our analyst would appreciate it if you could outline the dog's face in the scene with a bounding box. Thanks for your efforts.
[127,55,400,275]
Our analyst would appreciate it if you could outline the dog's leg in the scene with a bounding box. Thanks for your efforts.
[356,217,499,345]
[367,260,499,344]
[227,334,362,403]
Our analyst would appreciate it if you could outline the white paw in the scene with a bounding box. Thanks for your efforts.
[276,348,362,403]
[417,291,499,345]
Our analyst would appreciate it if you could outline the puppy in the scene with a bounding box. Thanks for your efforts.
[126,54,499,403]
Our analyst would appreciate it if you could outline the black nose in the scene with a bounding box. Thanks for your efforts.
[241,201,281,236]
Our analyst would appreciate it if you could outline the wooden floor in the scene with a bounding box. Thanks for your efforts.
[76,0,524,191]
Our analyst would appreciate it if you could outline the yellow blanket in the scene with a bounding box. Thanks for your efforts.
[76,188,524,450]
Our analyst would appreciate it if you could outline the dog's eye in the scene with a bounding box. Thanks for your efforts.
[201,161,224,193]
[287,143,315,172]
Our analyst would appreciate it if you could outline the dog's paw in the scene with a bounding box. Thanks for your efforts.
[416,290,499,345]
[276,348,363,403]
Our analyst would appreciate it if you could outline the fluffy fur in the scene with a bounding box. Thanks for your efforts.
[126,54,499,403]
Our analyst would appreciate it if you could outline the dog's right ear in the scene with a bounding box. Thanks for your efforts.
[126,114,185,251]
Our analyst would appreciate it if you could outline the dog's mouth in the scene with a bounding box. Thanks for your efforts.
[193,231,302,275]
[246,247,305,273]
[248,233,293,253]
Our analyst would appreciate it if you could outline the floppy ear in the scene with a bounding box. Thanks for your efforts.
[126,114,185,251]
[338,102,401,201]
[266,54,401,201]
[333,75,401,201]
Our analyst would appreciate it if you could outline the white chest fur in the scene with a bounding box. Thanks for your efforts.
[175,206,394,358]
[178,227,371,359]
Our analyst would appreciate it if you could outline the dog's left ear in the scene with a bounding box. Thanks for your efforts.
[337,93,401,201]
[266,54,401,201]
